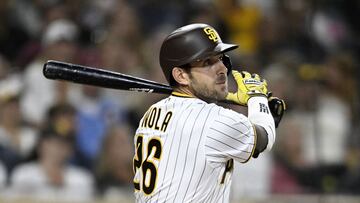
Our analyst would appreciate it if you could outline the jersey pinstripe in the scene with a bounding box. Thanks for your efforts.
[133,93,256,203]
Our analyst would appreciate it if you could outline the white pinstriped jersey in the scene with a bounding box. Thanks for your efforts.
[133,93,256,203]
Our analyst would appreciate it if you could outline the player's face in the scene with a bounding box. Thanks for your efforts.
[187,54,228,102]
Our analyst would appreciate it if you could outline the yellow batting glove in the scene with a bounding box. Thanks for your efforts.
[226,70,268,106]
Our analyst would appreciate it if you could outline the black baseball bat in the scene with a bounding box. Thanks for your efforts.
[43,60,241,105]
[43,60,173,94]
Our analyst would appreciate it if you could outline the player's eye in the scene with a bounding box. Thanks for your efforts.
[204,55,222,66]
[203,58,212,66]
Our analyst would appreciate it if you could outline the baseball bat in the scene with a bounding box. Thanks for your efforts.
[43,60,240,105]
[43,60,173,94]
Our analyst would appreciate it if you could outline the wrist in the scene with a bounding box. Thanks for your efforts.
[247,96,268,107]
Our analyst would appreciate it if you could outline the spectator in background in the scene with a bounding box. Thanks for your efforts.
[35,102,79,167]
[289,53,356,167]
[314,54,356,165]
[20,18,78,127]
[95,125,133,201]
[71,85,124,170]
[45,103,77,140]
[0,77,38,179]
[8,129,94,202]
[273,53,357,193]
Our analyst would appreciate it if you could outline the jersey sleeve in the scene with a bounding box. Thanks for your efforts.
[205,107,256,164]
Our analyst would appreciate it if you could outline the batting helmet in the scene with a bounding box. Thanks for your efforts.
[159,23,238,84]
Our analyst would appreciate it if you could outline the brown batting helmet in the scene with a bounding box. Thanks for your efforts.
[159,23,238,84]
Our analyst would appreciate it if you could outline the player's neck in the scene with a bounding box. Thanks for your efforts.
[172,86,195,98]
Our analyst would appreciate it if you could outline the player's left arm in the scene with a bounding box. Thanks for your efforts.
[226,71,278,157]
[252,125,268,158]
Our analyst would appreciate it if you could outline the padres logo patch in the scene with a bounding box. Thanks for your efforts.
[203,27,219,42]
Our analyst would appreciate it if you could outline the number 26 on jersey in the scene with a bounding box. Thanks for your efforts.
[133,134,163,195]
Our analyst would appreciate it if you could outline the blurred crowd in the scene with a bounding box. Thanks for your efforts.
[0,0,359,202]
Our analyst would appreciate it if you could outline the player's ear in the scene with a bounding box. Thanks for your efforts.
[172,67,190,86]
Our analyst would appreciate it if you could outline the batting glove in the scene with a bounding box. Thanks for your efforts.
[226,70,268,106]
[267,92,286,128]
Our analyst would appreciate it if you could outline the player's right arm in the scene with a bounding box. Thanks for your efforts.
[226,70,275,157]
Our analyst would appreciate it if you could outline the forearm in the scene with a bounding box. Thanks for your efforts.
[248,96,276,151]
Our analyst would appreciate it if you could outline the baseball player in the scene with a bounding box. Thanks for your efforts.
[133,23,284,203]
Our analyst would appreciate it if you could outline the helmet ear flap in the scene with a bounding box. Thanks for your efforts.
[222,54,233,75]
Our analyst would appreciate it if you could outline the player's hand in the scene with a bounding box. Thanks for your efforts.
[267,92,286,128]
[226,70,268,106]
